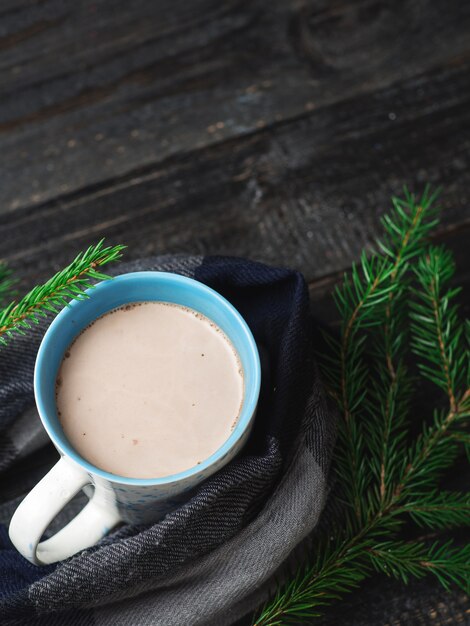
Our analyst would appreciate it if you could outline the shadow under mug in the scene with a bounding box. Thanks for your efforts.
[9,272,261,565]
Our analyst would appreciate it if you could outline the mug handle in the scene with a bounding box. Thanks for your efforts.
[9,456,121,565]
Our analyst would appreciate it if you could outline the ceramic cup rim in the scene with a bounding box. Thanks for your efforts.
[34,271,261,486]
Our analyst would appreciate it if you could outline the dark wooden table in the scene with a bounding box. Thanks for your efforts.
[1,1,469,624]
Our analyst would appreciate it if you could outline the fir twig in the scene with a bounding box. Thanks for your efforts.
[254,536,372,625]
[252,187,469,625]
[393,246,470,499]
[394,491,470,528]
[374,186,439,504]
[0,241,125,345]
[366,540,470,592]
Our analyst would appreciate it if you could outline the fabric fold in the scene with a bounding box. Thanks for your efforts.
[0,256,336,625]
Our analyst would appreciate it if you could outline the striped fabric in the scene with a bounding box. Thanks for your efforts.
[0,256,336,626]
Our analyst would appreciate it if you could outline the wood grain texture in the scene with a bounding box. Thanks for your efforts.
[0,0,469,624]
[1,56,470,293]
[1,0,470,212]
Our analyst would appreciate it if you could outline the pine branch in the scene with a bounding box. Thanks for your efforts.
[395,491,470,529]
[393,407,465,499]
[368,362,411,505]
[253,187,469,625]
[367,540,470,593]
[372,187,439,504]
[253,536,372,626]
[253,513,403,626]
[410,246,467,409]
[0,241,125,345]
[380,186,440,381]
[393,246,470,498]
[325,189,440,523]
[334,255,396,523]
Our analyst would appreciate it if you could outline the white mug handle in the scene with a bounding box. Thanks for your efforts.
[9,456,121,565]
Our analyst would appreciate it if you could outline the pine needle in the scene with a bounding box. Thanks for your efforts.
[367,540,470,593]
[0,241,125,345]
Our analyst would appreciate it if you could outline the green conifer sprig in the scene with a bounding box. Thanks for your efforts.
[0,240,125,345]
[253,188,469,626]
[366,540,470,591]
[396,491,470,528]
[410,246,467,406]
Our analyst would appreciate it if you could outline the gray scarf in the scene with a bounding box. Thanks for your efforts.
[0,255,336,625]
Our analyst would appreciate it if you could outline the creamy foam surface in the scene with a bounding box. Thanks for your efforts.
[56,302,244,478]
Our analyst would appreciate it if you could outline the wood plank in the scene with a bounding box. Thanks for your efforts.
[1,59,469,292]
[1,0,469,212]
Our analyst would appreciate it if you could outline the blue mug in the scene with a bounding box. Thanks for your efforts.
[9,272,261,565]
